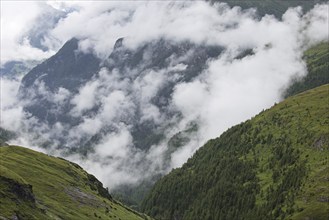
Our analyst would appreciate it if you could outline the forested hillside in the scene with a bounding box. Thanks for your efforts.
[210,0,326,17]
[142,84,329,220]
[0,146,150,220]
[284,42,329,98]
[1,2,328,218]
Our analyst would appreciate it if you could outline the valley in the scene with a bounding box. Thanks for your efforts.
[0,1,328,219]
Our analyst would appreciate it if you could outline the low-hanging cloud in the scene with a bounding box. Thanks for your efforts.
[1,1,328,191]
[0,1,71,64]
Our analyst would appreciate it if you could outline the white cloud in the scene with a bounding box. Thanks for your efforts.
[0,1,59,64]
[173,81,208,121]
[96,126,132,158]
[1,1,328,190]
[302,4,329,46]
[100,90,132,122]
[71,80,99,115]
[79,117,103,136]
[0,77,25,131]
[53,87,70,103]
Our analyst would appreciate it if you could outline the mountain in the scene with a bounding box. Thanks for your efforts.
[19,38,101,126]
[0,128,15,146]
[19,38,100,93]
[0,60,41,78]
[284,42,329,98]
[13,35,329,211]
[0,145,150,220]
[18,37,223,150]
[141,84,329,220]
[118,41,329,209]
[210,0,327,18]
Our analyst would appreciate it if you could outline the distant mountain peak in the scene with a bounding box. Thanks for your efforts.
[113,37,124,49]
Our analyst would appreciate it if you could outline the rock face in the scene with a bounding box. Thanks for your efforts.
[0,176,36,203]
[20,38,101,93]
[19,38,101,125]
[18,37,223,150]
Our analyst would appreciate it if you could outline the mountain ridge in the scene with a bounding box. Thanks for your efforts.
[0,145,151,220]
[142,84,329,220]
[17,37,224,151]
[209,0,327,18]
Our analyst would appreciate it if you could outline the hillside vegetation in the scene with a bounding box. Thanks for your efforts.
[142,84,329,220]
[210,0,326,17]
[284,42,329,98]
[0,146,150,220]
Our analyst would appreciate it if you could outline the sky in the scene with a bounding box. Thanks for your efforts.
[1,0,328,190]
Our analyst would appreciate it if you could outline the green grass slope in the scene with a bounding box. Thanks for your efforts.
[0,146,151,220]
[284,42,329,98]
[142,84,329,220]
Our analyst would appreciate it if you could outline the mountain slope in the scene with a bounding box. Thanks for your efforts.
[0,145,150,220]
[284,42,329,98]
[18,37,223,150]
[209,0,326,18]
[19,38,101,126]
[141,84,329,220]
[0,60,41,78]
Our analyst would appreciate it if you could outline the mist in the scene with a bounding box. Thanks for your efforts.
[1,1,328,190]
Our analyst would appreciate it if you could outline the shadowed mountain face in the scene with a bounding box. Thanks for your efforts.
[20,38,101,93]
[19,38,101,125]
[18,38,223,150]
[107,38,223,109]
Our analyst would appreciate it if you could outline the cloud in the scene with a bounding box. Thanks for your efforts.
[71,80,99,116]
[53,87,70,104]
[301,4,329,46]
[0,76,25,131]
[0,1,63,64]
[1,1,328,191]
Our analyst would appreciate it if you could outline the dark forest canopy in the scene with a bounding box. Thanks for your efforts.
[142,84,329,220]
